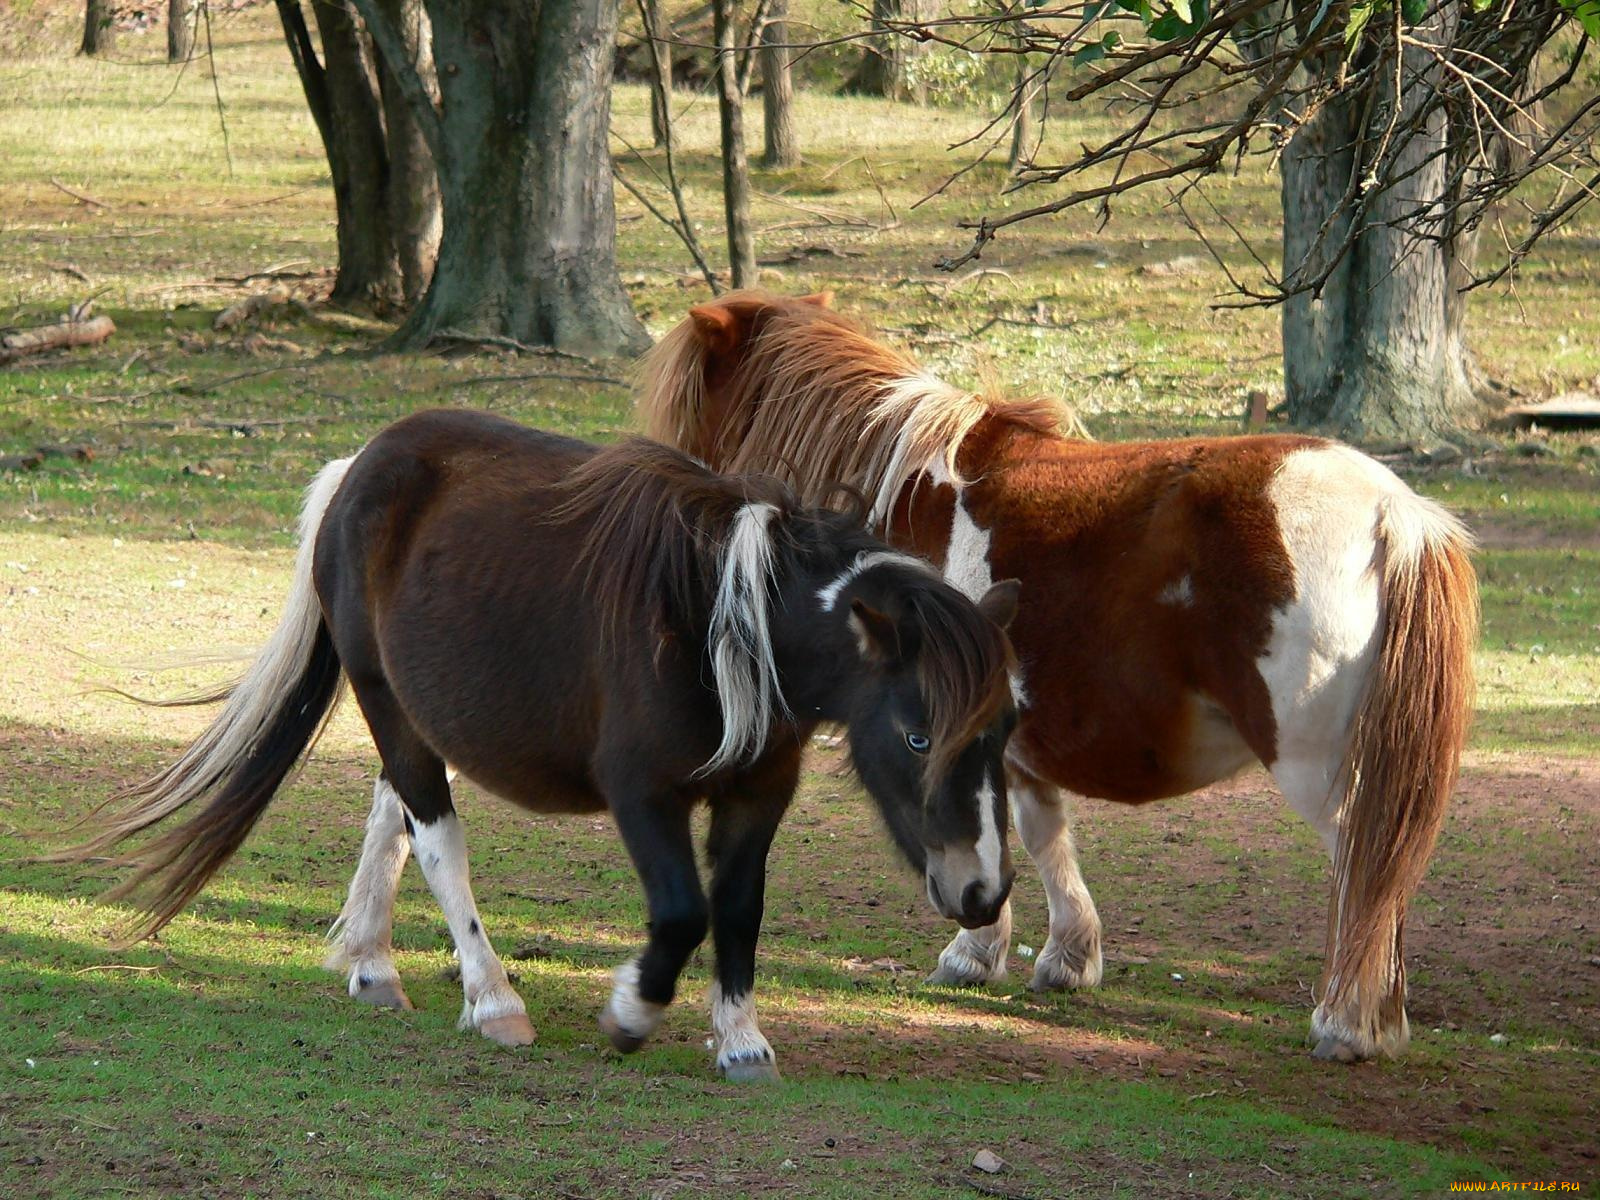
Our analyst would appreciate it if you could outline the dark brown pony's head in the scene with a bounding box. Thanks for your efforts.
[813,551,1022,929]
[552,437,1020,927]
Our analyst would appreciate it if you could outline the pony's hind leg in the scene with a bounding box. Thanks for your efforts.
[929,775,1102,991]
[325,776,413,1010]
[354,685,534,1048]
[704,774,794,1083]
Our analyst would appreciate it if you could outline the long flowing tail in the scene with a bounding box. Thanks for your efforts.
[1319,491,1478,1058]
[58,457,356,942]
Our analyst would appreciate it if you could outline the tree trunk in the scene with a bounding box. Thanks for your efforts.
[374,0,440,306]
[301,1,403,309]
[642,0,672,149]
[393,0,648,355]
[81,0,115,56]
[1280,8,1482,443]
[845,0,925,103]
[168,0,193,63]
[1006,16,1032,175]
[760,0,798,168]
[714,0,756,287]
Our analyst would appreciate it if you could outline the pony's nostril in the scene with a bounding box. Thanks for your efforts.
[960,879,988,919]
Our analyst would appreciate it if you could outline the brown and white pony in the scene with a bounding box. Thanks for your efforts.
[636,291,1479,1062]
[62,410,1021,1081]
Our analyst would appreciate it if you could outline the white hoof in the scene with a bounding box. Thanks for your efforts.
[458,982,534,1047]
[1030,930,1103,992]
[927,930,1008,987]
[1309,1001,1408,1062]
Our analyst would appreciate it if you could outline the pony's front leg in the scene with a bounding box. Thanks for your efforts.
[705,776,794,1083]
[325,776,413,1010]
[599,791,707,1055]
[928,775,1102,990]
[1012,778,1102,992]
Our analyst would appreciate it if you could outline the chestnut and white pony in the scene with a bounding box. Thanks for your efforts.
[636,290,1479,1062]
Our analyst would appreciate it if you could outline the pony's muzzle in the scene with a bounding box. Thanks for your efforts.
[926,867,1014,930]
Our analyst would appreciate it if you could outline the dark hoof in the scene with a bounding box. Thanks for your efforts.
[719,1058,781,1084]
[925,966,988,989]
[1311,1035,1360,1063]
[598,1007,646,1054]
[354,980,414,1011]
[478,1013,536,1048]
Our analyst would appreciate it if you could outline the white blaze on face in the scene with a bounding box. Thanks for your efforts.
[974,770,1003,895]
[926,765,1007,919]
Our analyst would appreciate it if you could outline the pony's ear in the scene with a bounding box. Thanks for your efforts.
[799,290,834,309]
[849,597,902,664]
[978,579,1020,631]
[689,304,738,355]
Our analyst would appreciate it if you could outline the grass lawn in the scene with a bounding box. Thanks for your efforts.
[2,6,1597,1198]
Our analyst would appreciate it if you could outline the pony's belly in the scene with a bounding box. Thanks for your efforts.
[1011,692,1256,803]
[453,758,608,815]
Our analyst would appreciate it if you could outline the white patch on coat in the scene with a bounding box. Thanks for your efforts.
[1259,444,1395,848]
[324,776,410,994]
[701,502,789,775]
[409,810,527,1029]
[605,957,664,1040]
[1157,575,1194,606]
[1263,444,1467,1044]
[710,989,774,1069]
[925,457,1028,707]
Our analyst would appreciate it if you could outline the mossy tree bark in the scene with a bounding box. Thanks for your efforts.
[1279,3,1487,444]
[375,0,648,355]
[761,0,798,168]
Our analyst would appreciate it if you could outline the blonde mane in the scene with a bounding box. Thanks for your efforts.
[637,291,1068,524]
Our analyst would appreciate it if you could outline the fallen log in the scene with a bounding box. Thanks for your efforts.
[1,316,116,364]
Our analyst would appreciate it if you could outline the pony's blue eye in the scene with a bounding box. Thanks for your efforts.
[905,732,930,755]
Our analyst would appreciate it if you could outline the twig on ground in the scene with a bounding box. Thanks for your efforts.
[48,177,113,209]
[452,372,627,389]
[433,329,588,362]
[953,1174,1039,1200]
[45,262,92,284]
[72,964,162,976]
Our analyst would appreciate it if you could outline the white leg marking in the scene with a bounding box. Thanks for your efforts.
[711,989,778,1080]
[1012,776,1103,992]
[326,778,412,1007]
[603,957,665,1041]
[928,900,1012,986]
[409,810,533,1045]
